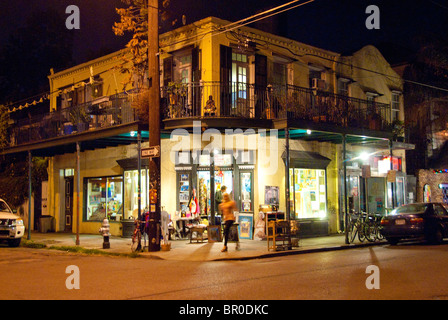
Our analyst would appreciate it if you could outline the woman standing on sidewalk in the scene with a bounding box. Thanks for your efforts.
[219,193,238,252]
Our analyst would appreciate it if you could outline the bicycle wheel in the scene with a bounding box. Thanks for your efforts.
[348,220,357,243]
[357,221,366,242]
[376,225,385,240]
[364,220,376,242]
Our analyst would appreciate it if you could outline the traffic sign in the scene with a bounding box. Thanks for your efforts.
[141,145,160,158]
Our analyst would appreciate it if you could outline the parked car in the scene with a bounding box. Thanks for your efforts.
[0,198,25,247]
[380,202,448,245]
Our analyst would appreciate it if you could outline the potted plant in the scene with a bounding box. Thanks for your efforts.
[391,119,405,141]
[69,107,89,132]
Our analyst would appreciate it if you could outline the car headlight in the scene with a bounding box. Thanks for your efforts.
[14,219,23,226]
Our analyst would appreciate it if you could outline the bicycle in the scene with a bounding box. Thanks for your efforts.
[347,212,368,243]
[363,213,377,242]
[131,218,146,252]
[365,213,385,242]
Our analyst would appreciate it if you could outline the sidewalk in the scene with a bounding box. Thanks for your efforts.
[25,231,386,261]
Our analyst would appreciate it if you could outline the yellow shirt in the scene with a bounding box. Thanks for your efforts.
[219,200,237,221]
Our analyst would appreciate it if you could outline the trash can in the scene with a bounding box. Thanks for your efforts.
[39,215,55,233]
[121,219,136,238]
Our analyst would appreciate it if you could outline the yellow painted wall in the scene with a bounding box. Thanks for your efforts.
[44,16,406,237]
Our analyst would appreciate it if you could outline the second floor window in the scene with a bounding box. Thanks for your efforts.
[272,62,287,86]
[175,53,192,84]
[232,52,248,104]
[391,92,400,122]
[338,78,350,96]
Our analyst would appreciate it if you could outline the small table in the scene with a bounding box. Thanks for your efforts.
[173,217,198,239]
[189,226,207,243]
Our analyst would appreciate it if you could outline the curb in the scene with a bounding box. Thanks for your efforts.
[20,236,386,262]
[210,241,387,261]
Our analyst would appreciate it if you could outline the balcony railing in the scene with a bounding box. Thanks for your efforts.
[9,93,136,146]
[7,82,395,149]
[161,81,393,131]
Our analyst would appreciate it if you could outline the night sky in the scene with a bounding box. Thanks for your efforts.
[1,0,447,79]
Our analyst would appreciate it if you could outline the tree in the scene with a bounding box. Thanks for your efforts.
[0,155,48,209]
[113,0,179,120]
[113,0,182,88]
[0,104,9,150]
[113,0,149,89]
[403,35,448,173]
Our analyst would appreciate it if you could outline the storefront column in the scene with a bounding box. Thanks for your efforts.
[342,134,349,244]
[27,150,32,240]
[285,128,291,222]
[76,141,80,245]
[389,139,395,209]
[210,153,215,224]
[137,131,142,220]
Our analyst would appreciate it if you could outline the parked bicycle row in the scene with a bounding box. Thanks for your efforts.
[347,212,385,244]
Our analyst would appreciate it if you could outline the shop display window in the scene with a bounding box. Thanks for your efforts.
[123,169,150,220]
[240,172,252,212]
[289,168,327,219]
[179,173,190,213]
[86,176,123,221]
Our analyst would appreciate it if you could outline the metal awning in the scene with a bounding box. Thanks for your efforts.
[281,150,331,169]
[1,122,148,157]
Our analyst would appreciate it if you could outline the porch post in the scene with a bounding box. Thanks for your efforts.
[137,130,142,220]
[343,134,349,244]
[76,141,80,246]
[28,150,32,240]
[389,139,395,209]
[210,153,215,224]
[285,128,291,222]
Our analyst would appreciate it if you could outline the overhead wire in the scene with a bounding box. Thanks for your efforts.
[8,0,448,110]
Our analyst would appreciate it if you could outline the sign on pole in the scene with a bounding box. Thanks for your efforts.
[141,145,160,158]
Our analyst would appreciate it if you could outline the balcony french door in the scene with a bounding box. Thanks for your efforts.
[231,53,248,116]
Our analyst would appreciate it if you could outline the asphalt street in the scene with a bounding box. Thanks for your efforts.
[2,242,448,301]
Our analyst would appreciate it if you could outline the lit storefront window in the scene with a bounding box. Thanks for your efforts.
[86,176,123,221]
[423,184,431,203]
[290,168,327,219]
[123,169,150,220]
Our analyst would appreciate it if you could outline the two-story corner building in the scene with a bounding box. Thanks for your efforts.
[2,16,412,239]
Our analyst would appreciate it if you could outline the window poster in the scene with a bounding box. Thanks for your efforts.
[289,168,327,219]
[238,213,253,239]
[265,186,279,206]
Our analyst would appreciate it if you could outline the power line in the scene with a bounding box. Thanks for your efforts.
[9,0,448,109]
[160,0,315,49]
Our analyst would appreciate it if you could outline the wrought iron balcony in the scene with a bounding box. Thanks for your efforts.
[161,81,393,132]
[7,82,395,149]
[9,93,137,147]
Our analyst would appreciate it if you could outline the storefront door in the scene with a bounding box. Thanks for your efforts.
[64,177,73,232]
[367,177,385,214]
[196,170,234,215]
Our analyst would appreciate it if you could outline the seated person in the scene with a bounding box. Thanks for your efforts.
[204,95,217,116]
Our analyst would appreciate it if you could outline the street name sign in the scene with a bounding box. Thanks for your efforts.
[141,146,160,158]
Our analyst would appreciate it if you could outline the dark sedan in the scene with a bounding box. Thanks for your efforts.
[380,202,448,245]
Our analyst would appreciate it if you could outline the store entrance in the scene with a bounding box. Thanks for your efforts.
[197,170,234,215]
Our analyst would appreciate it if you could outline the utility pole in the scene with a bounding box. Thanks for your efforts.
[147,0,161,252]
